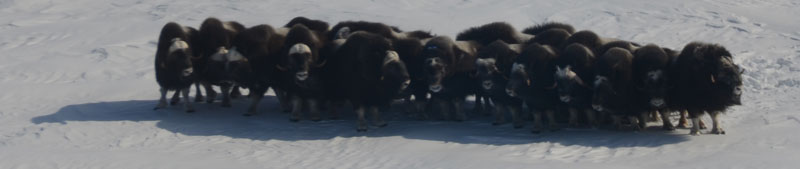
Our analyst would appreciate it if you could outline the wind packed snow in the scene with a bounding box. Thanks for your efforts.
[1,0,799,168]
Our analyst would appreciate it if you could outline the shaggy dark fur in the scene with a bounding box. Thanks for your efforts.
[456,22,527,45]
[592,47,639,129]
[393,37,431,117]
[554,43,597,127]
[284,16,330,33]
[668,42,743,135]
[328,21,397,40]
[474,40,525,127]
[522,22,576,35]
[195,17,246,107]
[323,31,409,132]
[529,28,571,47]
[596,40,638,56]
[506,43,560,133]
[154,22,198,112]
[631,44,675,130]
[229,24,287,115]
[276,24,329,122]
[563,30,602,50]
[422,36,481,121]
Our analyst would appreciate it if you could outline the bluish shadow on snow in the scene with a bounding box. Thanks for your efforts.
[32,96,689,147]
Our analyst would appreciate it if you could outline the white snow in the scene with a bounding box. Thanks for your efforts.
[2,0,799,168]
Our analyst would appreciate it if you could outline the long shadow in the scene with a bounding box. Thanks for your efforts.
[32,96,690,147]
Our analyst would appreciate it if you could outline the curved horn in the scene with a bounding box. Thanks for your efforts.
[710,74,716,84]
[313,59,327,68]
[574,76,587,87]
[276,64,288,71]
[545,82,557,90]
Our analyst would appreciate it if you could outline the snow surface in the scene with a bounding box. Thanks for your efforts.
[1,0,799,168]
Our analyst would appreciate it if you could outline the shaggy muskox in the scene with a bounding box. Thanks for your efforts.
[506,43,561,133]
[554,43,597,127]
[422,36,480,121]
[229,24,286,116]
[195,17,246,107]
[328,21,433,41]
[669,42,743,135]
[631,44,675,130]
[592,47,643,130]
[522,22,576,35]
[324,31,410,132]
[474,40,525,127]
[275,24,329,122]
[154,22,199,112]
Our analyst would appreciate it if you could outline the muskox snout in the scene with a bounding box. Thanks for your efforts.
[650,98,665,108]
[560,95,571,103]
[482,80,493,90]
[182,68,193,77]
[296,71,309,81]
[429,85,443,93]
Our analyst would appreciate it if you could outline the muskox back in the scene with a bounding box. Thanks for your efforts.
[456,22,528,45]
[522,22,576,35]
[284,16,330,33]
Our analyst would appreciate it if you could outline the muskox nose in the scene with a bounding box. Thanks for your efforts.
[296,71,309,81]
[482,80,493,90]
[182,68,193,77]
[650,98,665,107]
[429,85,443,93]
[506,88,516,97]
[734,86,742,96]
[592,104,604,112]
[560,95,571,103]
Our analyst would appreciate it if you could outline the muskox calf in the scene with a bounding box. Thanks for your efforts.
[195,17,246,107]
[669,42,743,135]
[506,43,561,133]
[324,31,410,132]
[276,24,329,122]
[474,40,525,127]
[153,22,198,112]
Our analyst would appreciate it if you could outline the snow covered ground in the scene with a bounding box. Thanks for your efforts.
[1,0,799,168]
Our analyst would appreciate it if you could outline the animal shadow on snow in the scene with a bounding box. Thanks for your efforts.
[32,95,689,147]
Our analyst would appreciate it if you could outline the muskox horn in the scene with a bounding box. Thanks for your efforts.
[276,64,288,71]
[313,59,327,68]
[545,82,557,89]
[574,76,587,87]
[710,74,716,84]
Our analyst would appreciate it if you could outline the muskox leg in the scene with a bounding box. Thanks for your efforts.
[414,99,429,120]
[220,85,232,107]
[689,110,702,135]
[699,117,708,129]
[356,105,368,132]
[511,105,524,128]
[612,115,623,130]
[436,98,450,121]
[230,85,242,99]
[203,83,217,104]
[492,102,506,126]
[709,111,726,135]
[453,98,466,122]
[585,108,598,128]
[244,87,267,116]
[154,88,168,110]
[546,110,558,131]
[274,88,291,113]
[678,110,690,128]
[194,83,204,102]
[660,110,676,131]
[370,106,387,127]
[568,108,579,128]
[289,95,302,122]
[531,110,544,134]
[328,100,343,120]
[636,113,647,131]
[181,88,195,113]
[170,90,181,105]
[309,99,322,122]
[510,104,522,128]
[650,111,662,122]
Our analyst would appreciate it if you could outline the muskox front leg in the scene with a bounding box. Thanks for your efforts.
[688,110,702,135]
[492,102,506,126]
[678,110,690,128]
[660,109,676,131]
[203,83,217,104]
[355,105,368,132]
[308,99,322,122]
[229,85,242,99]
[170,89,181,105]
[181,88,195,113]
[546,110,558,131]
[634,113,647,131]
[585,108,598,128]
[414,98,429,120]
[511,104,525,129]
[709,111,725,135]
[289,95,302,122]
[453,98,466,122]
[244,87,267,116]
[568,107,579,128]
[473,94,485,115]
[194,83,205,102]
[531,110,544,134]
[274,88,291,113]
[435,98,450,121]
[154,88,168,110]
[220,85,232,107]
[370,106,387,127]
[650,111,662,122]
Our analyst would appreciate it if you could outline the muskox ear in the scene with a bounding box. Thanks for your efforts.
[276,64,288,71]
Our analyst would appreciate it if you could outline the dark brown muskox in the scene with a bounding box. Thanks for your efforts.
[473,40,525,127]
[154,22,199,112]
[228,24,286,116]
[275,24,329,122]
[194,17,246,107]
[506,43,561,133]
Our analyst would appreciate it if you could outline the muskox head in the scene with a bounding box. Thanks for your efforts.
[714,56,744,105]
[591,75,613,112]
[422,37,454,93]
[506,62,530,97]
[206,46,249,85]
[554,65,587,103]
[163,38,195,79]
[641,69,668,107]
[382,51,411,94]
[475,58,500,92]
[277,43,325,82]
[591,47,633,112]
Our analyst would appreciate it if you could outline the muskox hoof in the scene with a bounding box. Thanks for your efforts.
[662,125,676,131]
[710,128,726,135]
[689,130,701,136]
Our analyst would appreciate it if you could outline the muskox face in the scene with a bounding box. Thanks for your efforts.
[641,70,668,108]
[714,57,744,105]
[281,43,316,82]
[382,51,411,94]
[206,46,248,84]
[165,38,194,79]
[554,65,586,103]
[506,62,530,98]
[591,75,613,112]
[475,58,499,92]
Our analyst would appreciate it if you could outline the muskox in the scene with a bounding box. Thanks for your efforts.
[668,42,743,135]
[421,36,483,121]
[328,21,433,41]
[275,24,329,122]
[474,40,525,127]
[631,44,675,130]
[554,43,597,128]
[324,31,410,132]
[194,17,246,107]
[154,22,198,112]
[592,47,642,130]
[229,24,286,116]
[284,16,330,33]
[506,43,561,133]
[522,22,576,35]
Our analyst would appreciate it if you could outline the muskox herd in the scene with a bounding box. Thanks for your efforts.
[154,17,744,135]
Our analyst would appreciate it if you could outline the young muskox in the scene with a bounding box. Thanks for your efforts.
[669,42,743,135]
[422,36,480,121]
[474,40,525,127]
[154,22,198,112]
[631,44,675,130]
[195,17,246,107]
[506,43,561,133]
[276,24,328,122]
[592,47,641,130]
[324,31,410,132]
[229,24,286,116]
[554,43,597,128]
